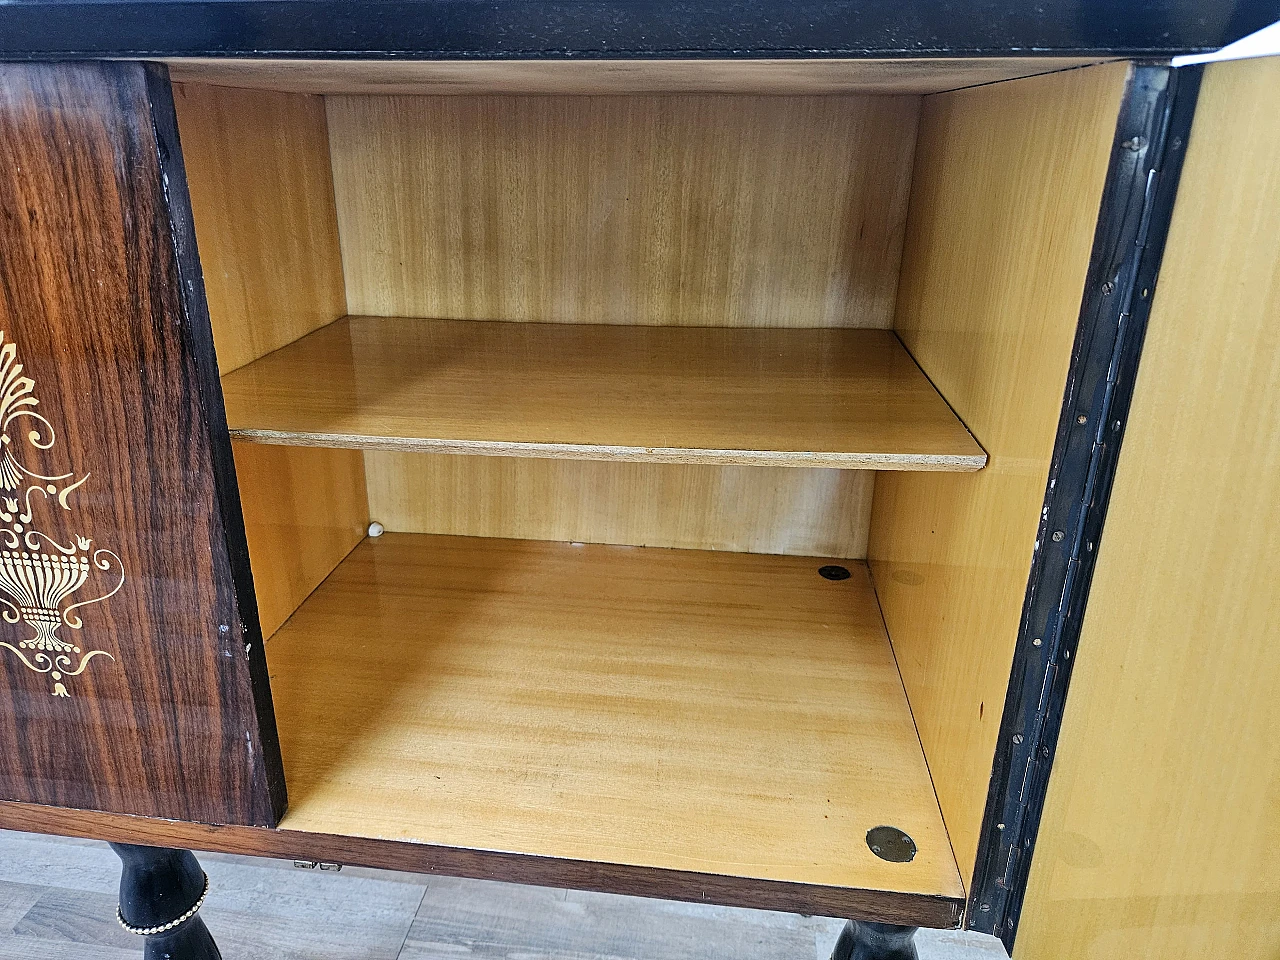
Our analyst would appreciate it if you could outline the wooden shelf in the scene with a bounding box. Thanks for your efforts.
[265,533,964,924]
[222,317,986,471]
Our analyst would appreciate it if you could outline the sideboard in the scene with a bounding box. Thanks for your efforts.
[0,4,1277,958]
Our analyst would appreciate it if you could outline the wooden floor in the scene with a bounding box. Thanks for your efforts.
[0,830,1006,960]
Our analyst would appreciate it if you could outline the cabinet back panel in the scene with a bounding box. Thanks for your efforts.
[366,452,873,558]
[868,61,1130,886]
[175,81,367,637]
[327,94,919,327]
[1018,57,1280,960]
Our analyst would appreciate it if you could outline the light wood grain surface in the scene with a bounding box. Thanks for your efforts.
[364,452,875,558]
[1017,57,1280,960]
[172,82,347,374]
[868,62,1130,885]
[265,533,963,914]
[327,95,918,328]
[232,442,368,639]
[222,317,986,470]
[173,82,369,640]
[167,57,1107,96]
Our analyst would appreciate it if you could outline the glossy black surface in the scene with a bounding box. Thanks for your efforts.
[831,921,919,960]
[112,843,222,959]
[0,0,1276,59]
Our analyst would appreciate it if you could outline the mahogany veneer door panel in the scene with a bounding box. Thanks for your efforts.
[0,61,283,825]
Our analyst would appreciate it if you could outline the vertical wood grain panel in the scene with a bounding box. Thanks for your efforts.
[0,62,281,824]
[1017,58,1280,960]
[172,81,347,374]
[365,452,874,558]
[175,81,366,636]
[867,62,1130,885]
[165,57,1111,97]
[328,95,918,327]
[235,443,368,639]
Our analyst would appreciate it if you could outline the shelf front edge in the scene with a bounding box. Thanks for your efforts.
[226,428,988,471]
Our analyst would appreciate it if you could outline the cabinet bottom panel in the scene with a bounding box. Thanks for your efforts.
[263,532,963,923]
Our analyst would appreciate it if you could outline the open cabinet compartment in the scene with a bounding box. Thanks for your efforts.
[171,57,1133,930]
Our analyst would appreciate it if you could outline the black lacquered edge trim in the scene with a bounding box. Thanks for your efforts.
[0,1,1276,60]
[140,62,288,827]
[965,62,1202,949]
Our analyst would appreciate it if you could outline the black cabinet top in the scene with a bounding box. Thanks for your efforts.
[0,0,1275,60]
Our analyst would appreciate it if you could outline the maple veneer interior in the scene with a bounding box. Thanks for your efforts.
[267,533,963,922]
[221,317,986,469]
[175,59,1131,925]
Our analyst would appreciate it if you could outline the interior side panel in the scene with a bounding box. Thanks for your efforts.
[868,61,1130,887]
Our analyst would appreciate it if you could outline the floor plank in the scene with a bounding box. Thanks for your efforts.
[13,887,135,951]
[0,881,44,932]
[403,876,837,960]
[0,937,137,960]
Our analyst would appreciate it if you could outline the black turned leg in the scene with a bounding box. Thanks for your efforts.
[110,843,221,960]
[830,920,919,960]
